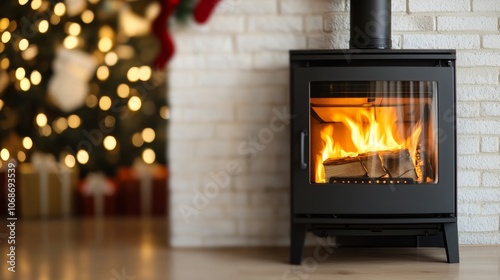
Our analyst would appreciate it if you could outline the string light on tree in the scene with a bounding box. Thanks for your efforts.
[0,148,9,161]
[103,136,117,151]
[99,96,112,111]
[17,151,26,162]
[77,150,89,164]
[142,148,155,164]
[65,154,76,168]
[0,0,197,174]
[128,96,142,111]
[36,113,48,127]
[22,137,33,150]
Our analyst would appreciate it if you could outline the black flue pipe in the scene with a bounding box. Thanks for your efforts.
[349,0,392,49]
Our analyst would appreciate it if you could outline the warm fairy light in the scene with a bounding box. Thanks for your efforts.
[15,67,26,80]
[86,95,98,108]
[99,25,114,38]
[18,38,29,51]
[22,137,33,149]
[41,125,52,136]
[132,133,143,147]
[128,96,142,111]
[139,66,152,81]
[0,42,4,53]
[115,45,135,59]
[96,65,109,80]
[68,115,81,128]
[20,78,31,91]
[50,15,61,25]
[54,117,68,133]
[1,31,11,43]
[81,10,94,24]
[76,150,89,164]
[142,149,155,164]
[0,18,9,31]
[104,52,118,66]
[54,3,66,16]
[38,20,49,33]
[98,37,113,52]
[142,128,155,143]
[67,23,81,36]
[99,96,112,111]
[104,116,115,128]
[160,106,170,120]
[103,136,117,150]
[0,58,9,69]
[17,151,26,162]
[65,154,76,168]
[31,0,42,10]
[22,45,38,60]
[63,36,78,49]
[117,84,130,98]
[30,70,42,85]
[0,100,3,110]
[127,67,140,82]
[36,113,48,127]
[18,0,28,5]
[0,149,9,161]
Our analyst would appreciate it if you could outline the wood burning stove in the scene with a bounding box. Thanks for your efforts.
[289,0,458,264]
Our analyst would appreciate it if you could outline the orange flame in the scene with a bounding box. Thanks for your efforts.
[315,107,422,183]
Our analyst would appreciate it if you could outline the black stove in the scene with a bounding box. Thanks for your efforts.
[289,0,458,264]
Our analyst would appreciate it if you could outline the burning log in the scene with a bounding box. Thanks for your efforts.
[323,157,367,179]
[380,149,417,180]
[323,149,418,182]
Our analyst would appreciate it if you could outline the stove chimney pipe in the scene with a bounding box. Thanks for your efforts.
[349,0,392,49]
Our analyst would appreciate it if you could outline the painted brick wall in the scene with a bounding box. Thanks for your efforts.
[169,0,500,246]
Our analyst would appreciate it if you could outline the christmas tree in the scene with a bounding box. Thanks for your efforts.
[0,0,221,176]
[0,0,182,176]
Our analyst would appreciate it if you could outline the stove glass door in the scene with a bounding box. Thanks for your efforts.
[310,81,438,185]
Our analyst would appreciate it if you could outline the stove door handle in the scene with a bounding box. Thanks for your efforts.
[300,130,308,169]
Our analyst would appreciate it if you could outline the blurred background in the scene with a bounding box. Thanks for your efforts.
[0,0,218,279]
[0,0,179,216]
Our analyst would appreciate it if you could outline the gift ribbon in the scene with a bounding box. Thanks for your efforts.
[82,172,114,217]
[31,153,58,218]
[59,165,72,218]
[133,159,159,216]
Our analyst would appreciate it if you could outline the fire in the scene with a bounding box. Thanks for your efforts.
[315,107,422,183]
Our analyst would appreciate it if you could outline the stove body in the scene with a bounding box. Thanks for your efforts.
[289,49,458,264]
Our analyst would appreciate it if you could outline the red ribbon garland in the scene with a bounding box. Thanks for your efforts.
[152,0,221,69]
[152,0,180,70]
[194,0,221,24]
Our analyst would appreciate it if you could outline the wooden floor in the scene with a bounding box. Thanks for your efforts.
[0,218,499,280]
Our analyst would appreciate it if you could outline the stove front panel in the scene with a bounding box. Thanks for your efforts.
[291,62,456,215]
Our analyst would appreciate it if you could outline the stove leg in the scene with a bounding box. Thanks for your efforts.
[290,223,307,265]
[443,222,459,263]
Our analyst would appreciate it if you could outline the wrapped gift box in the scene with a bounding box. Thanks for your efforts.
[117,161,168,216]
[78,173,118,217]
[18,154,78,219]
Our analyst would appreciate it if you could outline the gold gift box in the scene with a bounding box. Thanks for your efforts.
[19,163,78,219]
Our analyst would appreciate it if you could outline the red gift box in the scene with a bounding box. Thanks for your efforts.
[78,173,118,217]
[117,162,168,216]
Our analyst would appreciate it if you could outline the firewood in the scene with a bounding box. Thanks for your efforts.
[380,149,417,180]
[322,149,418,182]
[323,157,367,179]
[359,152,386,178]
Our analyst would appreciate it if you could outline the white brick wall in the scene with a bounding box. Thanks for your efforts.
[169,0,500,246]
